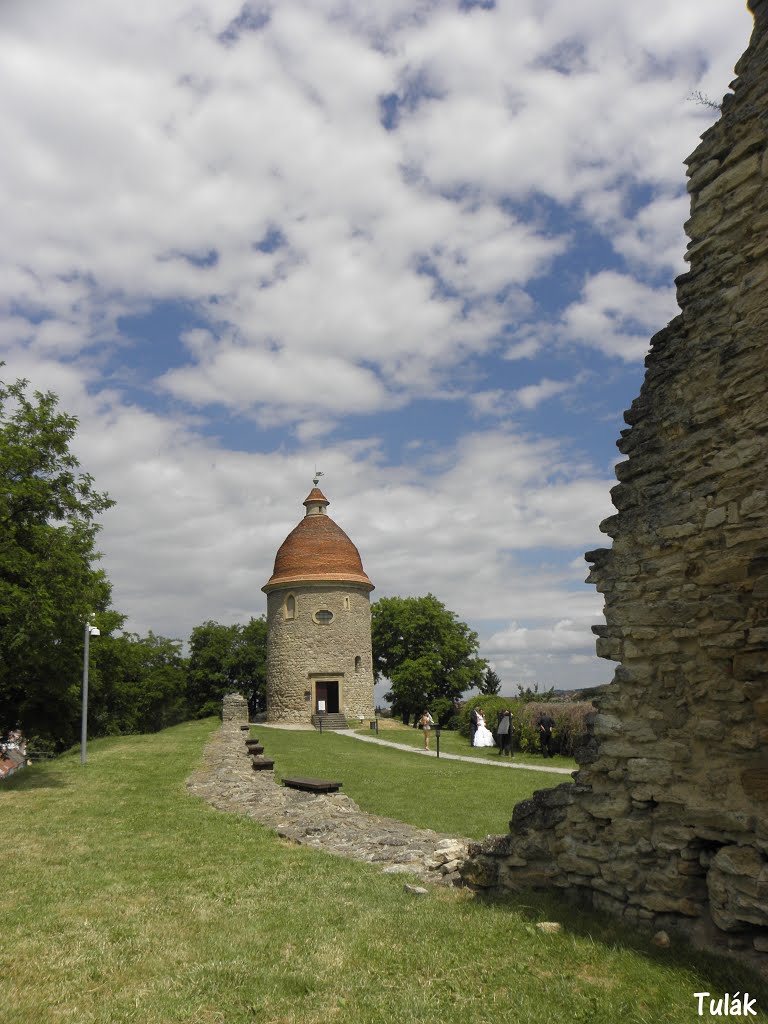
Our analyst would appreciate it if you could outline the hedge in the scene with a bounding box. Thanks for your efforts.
[456,694,595,757]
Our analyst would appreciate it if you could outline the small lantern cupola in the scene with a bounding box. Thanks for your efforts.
[303,486,330,517]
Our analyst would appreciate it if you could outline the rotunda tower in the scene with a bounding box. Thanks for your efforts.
[262,482,375,723]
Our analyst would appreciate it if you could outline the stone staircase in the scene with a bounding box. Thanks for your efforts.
[311,713,349,731]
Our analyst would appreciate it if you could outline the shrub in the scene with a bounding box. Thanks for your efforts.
[515,701,596,757]
[456,695,517,738]
[456,694,595,756]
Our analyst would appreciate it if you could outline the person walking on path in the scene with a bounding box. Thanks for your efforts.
[419,710,435,751]
[537,712,555,758]
[496,710,513,756]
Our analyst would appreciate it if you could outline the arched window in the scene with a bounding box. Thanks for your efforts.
[313,609,334,625]
[343,596,350,611]
[285,594,296,620]
[354,656,362,673]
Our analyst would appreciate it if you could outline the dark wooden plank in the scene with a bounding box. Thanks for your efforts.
[282,776,343,793]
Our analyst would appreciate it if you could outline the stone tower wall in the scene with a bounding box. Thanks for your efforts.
[266,583,375,721]
[462,1,768,967]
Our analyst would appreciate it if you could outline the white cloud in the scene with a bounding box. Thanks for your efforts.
[488,618,597,655]
[559,271,679,361]
[469,375,577,418]
[0,0,753,695]
[2,339,615,686]
[504,337,541,361]
[514,377,573,411]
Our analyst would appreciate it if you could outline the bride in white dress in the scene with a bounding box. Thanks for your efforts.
[473,710,496,748]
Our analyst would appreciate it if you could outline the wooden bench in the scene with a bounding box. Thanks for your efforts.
[282,776,343,794]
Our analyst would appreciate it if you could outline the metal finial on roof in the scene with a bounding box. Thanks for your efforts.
[313,468,324,487]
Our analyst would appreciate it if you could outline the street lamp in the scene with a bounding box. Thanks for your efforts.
[81,618,100,765]
[434,725,442,758]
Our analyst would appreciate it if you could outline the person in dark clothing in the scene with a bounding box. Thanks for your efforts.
[496,710,513,756]
[469,707,479,746]
[537,713,555,758]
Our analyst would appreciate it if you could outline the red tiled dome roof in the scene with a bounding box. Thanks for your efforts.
[262,490,374,592]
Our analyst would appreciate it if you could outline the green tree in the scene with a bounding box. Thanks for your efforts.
[515,682,557,703]
[371,593,486,725]
[187,617,268,718]
[0,373,115,748]
[90,627,189,736]
[479,666,502,695]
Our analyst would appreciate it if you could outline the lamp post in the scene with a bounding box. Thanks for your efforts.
[434,726,442,758]
[81,618,100,765]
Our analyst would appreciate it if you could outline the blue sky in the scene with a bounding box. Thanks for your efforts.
[0,0,754,699]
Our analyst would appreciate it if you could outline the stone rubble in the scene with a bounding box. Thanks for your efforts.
[186,724,469,886]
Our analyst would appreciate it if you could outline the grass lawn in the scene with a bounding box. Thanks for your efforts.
[259,727,570,839]
[1,719,765,1024]
[354,720,577,771]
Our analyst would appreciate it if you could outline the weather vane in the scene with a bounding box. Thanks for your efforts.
[313,467,324,487]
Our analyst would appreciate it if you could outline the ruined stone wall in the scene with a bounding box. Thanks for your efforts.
[222,692,249,724]
[462,1,768,965]
[265,583,375,722]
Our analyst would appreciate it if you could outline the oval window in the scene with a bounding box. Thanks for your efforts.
[314,609,334,624]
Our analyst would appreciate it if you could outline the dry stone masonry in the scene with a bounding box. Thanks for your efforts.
[462,1,768,969]
[221,692,249,724]
[187,722,468,885]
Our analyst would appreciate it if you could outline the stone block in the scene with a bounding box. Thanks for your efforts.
[708,859,768,931]
[741,491,766,517]
[595,637,622,661]
[724,131,765,168]
[558,853,601,876]
[692,718,726,740]
[687,158,722,193]
[639,892,701,917]
[460,857,499,888]
[713,845,766,879]
[625,758,673,783]
[592,713,624,735]
[600,861,640,887]
[703,506,727,529]
[685,202,723,237]
[685,805,756,833]
[698,152,761,206]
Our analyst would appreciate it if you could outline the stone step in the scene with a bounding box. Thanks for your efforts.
[311,713,349,731]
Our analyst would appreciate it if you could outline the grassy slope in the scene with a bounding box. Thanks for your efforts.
[260,727,570,839]
[1,720,765,1024]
